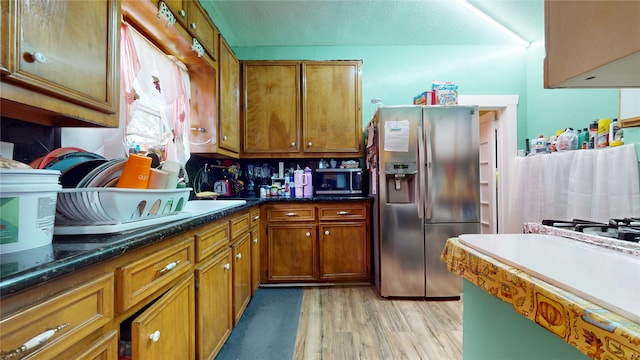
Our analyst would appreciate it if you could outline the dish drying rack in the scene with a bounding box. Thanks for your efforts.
[55,188,192,226]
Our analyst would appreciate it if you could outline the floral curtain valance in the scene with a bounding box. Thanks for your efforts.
[120,22,191,166]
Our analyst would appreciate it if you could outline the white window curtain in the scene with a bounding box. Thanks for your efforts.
[120,22,191,166]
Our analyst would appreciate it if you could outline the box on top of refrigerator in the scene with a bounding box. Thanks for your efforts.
[413,91,435,105]
[431,81,459,105]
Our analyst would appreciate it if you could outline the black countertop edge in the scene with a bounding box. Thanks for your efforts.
[0,196,373,297]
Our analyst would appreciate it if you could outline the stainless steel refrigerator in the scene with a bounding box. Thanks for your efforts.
[370,105,480,298]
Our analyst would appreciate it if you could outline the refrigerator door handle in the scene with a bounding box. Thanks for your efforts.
[418,121,426,220]
[424,121,433,220]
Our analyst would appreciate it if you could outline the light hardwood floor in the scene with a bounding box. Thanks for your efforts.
[293,285,463,360]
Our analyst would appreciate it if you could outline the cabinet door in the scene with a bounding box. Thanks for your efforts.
[195,248,232,360]
[267,224,317,281]
[186,1,217,60]
[319,223,370,280]
[250,227,261,295]
[161,0,187,26]
[218,35,240,154]
[5,0,118,115]
[302,61,362,154]
[232,233,252,325]
[242,62,300,155]
[131,275,195,360]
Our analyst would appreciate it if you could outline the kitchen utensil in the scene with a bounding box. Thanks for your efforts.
[214,179,232,196]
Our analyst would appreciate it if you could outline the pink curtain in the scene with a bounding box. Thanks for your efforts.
[120,22,191,164]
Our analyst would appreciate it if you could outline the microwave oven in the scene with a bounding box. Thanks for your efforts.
[315,168,363,195]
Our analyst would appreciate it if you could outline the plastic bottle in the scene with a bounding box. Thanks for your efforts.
[609,119,623,146]
[578,128,589,149]
[303,167,313,197]
[597,118,612,148]
[588,120,598,149]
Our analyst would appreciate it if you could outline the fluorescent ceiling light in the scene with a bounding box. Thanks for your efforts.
[458,0,531,47]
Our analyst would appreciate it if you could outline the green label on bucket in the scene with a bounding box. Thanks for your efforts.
[0,197,19,244]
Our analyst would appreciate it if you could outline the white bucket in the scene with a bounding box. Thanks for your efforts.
[0,169,61,253]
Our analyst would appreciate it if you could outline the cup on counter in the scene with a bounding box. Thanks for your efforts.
[147,168,169,189]
[117,153,152,189]
[162,160,181,189]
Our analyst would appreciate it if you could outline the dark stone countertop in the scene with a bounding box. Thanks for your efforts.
[0,195,372,298]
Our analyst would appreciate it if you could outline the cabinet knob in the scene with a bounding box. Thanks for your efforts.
[149,330,161,342]
[236,253,242,259]
[158,260,180,275]
[1,323,69,358]
[179,9,186,17]
[290,142,296,147]
[223,135,228,141]
[224,263,231,270]
[286,212,297,217]
[307,141,313,147]
[253,238,258,243]
[190,22,196,29]
[324,230,330,235]
[31,51,47,64]
[253,215,260,221]
[337,211,349,215]
[191,127,207,133]
[305,232,311,237]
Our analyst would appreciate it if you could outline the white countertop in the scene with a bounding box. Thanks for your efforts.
[458,233,640,324]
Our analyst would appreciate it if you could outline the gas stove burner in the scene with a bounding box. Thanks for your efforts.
[609,218,640,228]
[617,226,640,242]
[541,218,640,243]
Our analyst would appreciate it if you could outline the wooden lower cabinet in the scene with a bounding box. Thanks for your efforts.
[250,227,261,295]
[263,201,371,284]
[195,248,232,360]
[267,224,317,281]
[319,222,369,280]
[0,273,114,359]
[130,274,195,359]
[250,207,261,295]
[232,233,252,325]
[0,206,266,360]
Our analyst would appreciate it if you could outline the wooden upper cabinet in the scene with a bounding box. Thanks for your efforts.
[218,35,240,154]
[242,61,301,155]
[242,60,363,158]
[160,0,217,60]
[0,0,119,127]
[544,0,640,88]
[302,61,362,153]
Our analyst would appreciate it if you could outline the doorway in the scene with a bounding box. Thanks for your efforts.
[459,95,519,234]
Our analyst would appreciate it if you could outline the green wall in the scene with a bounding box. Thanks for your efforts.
[463,281,588,360]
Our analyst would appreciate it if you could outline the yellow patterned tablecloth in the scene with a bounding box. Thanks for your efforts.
[441,237,640,360]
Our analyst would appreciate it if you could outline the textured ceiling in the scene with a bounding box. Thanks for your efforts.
[200,0,545,48]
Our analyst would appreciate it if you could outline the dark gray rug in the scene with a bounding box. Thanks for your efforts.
[216,287,303,360]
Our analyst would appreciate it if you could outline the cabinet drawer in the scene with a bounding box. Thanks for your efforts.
[318,203,368,221]
[230,212,251,240]
[194,220,230,262]
[0,273,114,360]
[249,207,260,229]
[266,205,316,222]
[116,236,193,312]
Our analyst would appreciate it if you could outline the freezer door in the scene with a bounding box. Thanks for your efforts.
[380,203,425,297]
[423,106,480,224]
[425,222,479,297]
